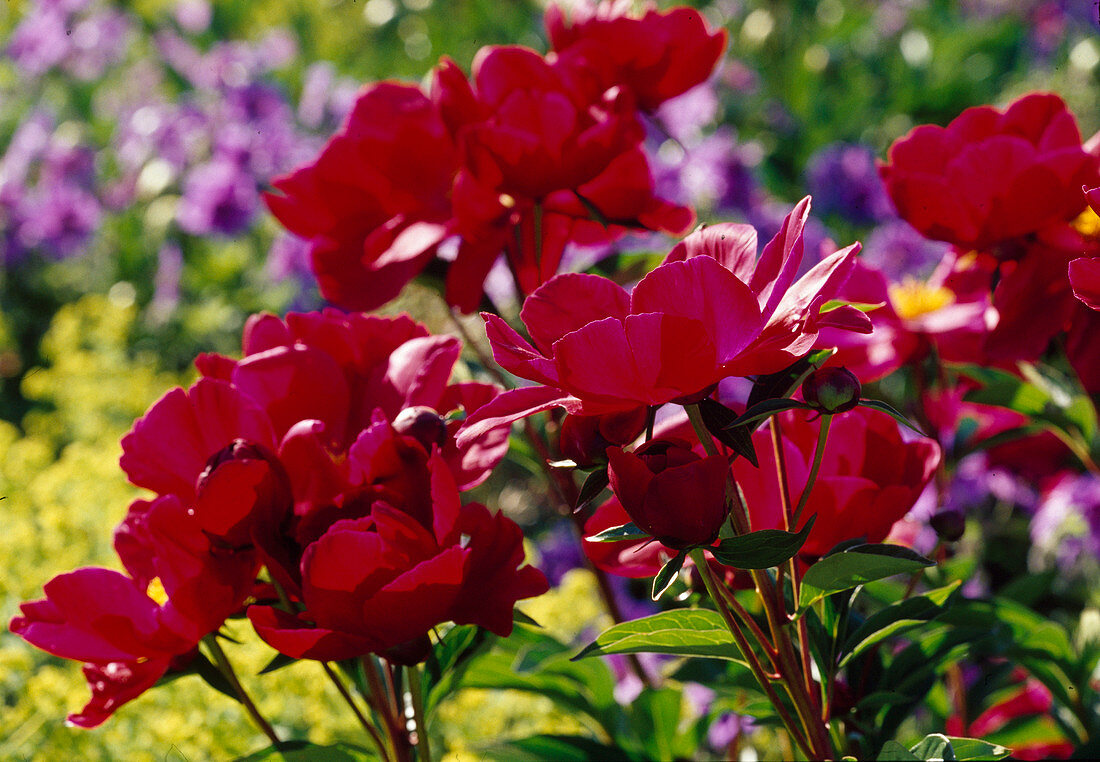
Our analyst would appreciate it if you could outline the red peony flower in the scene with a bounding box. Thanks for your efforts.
[880,92,1098,251]
[248,450,547,662]
[607,438,728,549]
[264,83,457,311]
[1069,256,1100,311]
[458,197,869,442]
[545,1,728,111]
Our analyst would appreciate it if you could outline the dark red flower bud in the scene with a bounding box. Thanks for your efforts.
[393,406,449,453]
[559,407,647,467]
[930,509,965,542]
[607,438,728,550]
[802,367,862,414]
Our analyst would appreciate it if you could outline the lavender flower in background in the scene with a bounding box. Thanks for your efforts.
[176,159,259,236]
[173,0,212,34]
[1030,473,1100,574]
[149,241,184,322]
[534,522,587,587]
[862,219,953,282]
[7,0,131,80]
[805,142,894,226]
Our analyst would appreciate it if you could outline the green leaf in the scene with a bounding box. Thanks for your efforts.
[572,609,747,663]
[876,740,920,761]
[236,741,376,761]
[839,582,960,666]
[799,544,934,609]
[697,397,758,465]
[857,399,927,436]
[909,733,955,760]
[710,515,816,569]
[820,299,886,314]
[576,467,609,511]
[587,522,650,543]
[651,551,686,601]
[943,737,1011,760]
[424,624,494,714]
[485,735,633,761]
[747,348,836,408]
[725,398,813,432]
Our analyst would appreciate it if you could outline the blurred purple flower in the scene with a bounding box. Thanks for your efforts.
[176,159,258,235]
[174,0,212,34]
[16,184,101,259]
[862,219,953,282]
[653,128,758,213]
[534,523,586,587]
[1030,473,1100,570]
[150,241,184,320]
[806,143,894,225]
[655,82,719,143]
[708,712,752,752]
[7,5,71,77]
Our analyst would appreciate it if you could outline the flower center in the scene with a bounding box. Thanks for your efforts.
[1072,207,1100,238]
[146,577,169,606]
[889,277,954,320]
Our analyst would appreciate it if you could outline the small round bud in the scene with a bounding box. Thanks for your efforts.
[393,406,448,453]
[929,509,965,542]
[560,407,647,467]
[802,367,862,414]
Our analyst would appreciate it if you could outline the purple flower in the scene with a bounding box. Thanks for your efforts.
[806,143,894,225]
[173,0,211,34]
[7,5,71,77]
[16,183,101,259]
[653,128,759,213]
[150,241,184,320]
[862,219,953,282]
[534,523,586,587]
[176,160,258,236]
[655,82,719,144]
[1030,473,1100,571]
[708,712,752,752]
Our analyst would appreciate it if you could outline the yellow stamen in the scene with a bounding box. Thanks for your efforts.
[889,277,954,320]
[1072,207,1100,238]
[146,577,169,607]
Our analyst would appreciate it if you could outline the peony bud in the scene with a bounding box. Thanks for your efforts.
[930,509,965,542]
[607,438,728,550]
[802,367,862,414]
[393,406,448,453]
[195,439,291,548]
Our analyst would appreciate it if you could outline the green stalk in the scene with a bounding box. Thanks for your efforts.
[407,665,433,762]
[791,414,832,528]
[202,635,281,747]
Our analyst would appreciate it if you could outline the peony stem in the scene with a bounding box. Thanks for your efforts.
[689,549,815,760]
[323,662,389,760]
[201,635,281,748]
[406,665,433,762]
[363,656,411,762]
[791,414,832,528]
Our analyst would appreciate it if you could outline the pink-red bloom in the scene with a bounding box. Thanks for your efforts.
[264,83,456,311]
[459,197,870,441]
[545,1,728,111]
[880,92,1097,250]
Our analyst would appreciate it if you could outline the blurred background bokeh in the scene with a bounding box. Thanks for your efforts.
[1,0,1098,758]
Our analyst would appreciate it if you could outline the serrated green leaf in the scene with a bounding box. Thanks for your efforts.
[587,522,649,543]
[800,544,934,609]
[572,609,747,663]
[651,551,686,600]
[710,515,816,569]
[857,399,927,436]
[839,582,960,666]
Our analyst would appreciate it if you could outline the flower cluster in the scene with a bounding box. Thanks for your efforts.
[264,2,726,312]
[11,310,546,725]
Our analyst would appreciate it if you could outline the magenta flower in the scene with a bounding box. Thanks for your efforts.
[459,197,870,442]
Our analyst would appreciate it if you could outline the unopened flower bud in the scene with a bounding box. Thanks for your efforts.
[802,367,861,414]
[930,509,965,542]
[393,406,448,453]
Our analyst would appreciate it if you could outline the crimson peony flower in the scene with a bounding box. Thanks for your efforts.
[558,406,648,467]
[248,450,547,662]
[606,438,728,549]
[880,92,1098,251]
[1070,256,1100,311]
[545,1,728,111]
[458,197,870,442]
[264,83,457,311]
